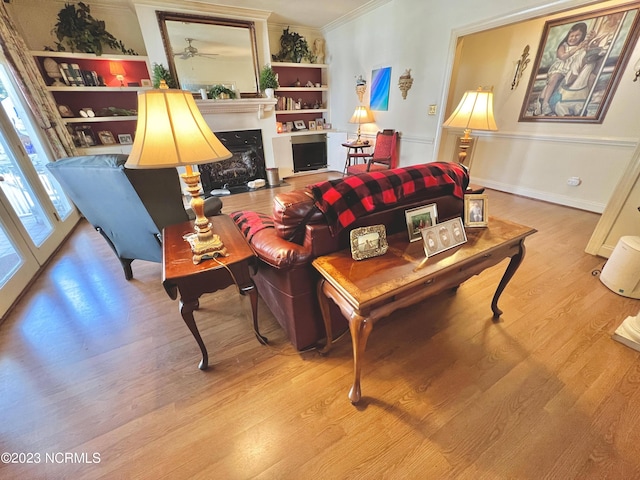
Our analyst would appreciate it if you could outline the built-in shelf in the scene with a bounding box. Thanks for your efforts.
[47,86,150,92]
[275,109,328,115]
[64,116,137,123]
[271,62,329,68]
[276,86,328,92]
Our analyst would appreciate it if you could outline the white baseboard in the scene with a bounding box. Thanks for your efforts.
[473,177,606,214]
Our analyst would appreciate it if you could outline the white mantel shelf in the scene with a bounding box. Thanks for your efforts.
[195,98,277,118]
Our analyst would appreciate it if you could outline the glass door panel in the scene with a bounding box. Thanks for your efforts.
[0,66,73,221]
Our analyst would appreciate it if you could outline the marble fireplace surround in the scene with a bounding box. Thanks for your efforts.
[195,98,278,172]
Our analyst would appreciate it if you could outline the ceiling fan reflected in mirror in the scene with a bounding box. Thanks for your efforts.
[174,38,218,60]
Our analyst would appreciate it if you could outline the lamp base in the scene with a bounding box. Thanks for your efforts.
[183,232,228,264]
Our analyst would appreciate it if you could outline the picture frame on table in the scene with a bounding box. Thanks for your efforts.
[405,203,438,242]
[464,194,489,227]
[118,134,134,145]
[421,217,467,257]
[519,3,640,123]
[350,224,388,261]
[308,120,317,130]
[293,120,307,130]
[98,130,117,145]
[315,118,324,130]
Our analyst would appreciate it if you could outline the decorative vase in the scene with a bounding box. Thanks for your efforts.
[265,88,275,98]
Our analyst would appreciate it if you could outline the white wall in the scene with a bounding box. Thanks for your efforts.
[323,0,640,213]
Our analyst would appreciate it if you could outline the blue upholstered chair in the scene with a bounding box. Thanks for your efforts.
[47,154,222,280]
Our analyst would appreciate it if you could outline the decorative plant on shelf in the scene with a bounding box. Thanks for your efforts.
[271,27,316,63]
[259,65,279,97]
[151,63,177,89]
[48,2,137,55]
[208,84,237,99]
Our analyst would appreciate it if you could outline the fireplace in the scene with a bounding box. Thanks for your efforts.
[198,129,266,193]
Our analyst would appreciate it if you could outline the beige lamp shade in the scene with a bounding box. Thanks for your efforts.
[109,62,126,77]
[125,89,231,169]
[443,87,498,132]
[349,105,375,125]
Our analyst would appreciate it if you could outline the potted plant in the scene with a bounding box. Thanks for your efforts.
[271,27,316,63]
[49,2,136,55]
[259,65,279,98]
[208,84,237,99]
[152,63,177,89]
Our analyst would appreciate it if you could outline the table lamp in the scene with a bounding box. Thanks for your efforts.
[443,86,498,170]
[125,86,232,263]
[349,105,375,144]
[109,62,126,87]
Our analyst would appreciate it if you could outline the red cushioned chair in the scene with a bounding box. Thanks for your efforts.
[346,129,399,175]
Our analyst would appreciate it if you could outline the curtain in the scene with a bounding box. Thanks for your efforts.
[0,3,76,159]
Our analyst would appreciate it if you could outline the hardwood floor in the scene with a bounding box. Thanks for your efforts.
[1,172,639,479]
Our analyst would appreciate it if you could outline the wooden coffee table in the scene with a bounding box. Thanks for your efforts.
[312,216,536,404]
[163,215,264,370]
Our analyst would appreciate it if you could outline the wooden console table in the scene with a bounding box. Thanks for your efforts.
[163,215,264,370]
[312,216,536,403]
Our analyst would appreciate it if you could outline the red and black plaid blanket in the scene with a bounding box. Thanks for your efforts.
[308,162,468,234]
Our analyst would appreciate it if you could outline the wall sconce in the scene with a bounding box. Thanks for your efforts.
[398,69,413,99]
[109,61,126,87]
[511,45,530,90]
[355,75,367,103]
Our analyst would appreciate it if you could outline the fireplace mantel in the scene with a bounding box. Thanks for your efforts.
[195,98,277,119]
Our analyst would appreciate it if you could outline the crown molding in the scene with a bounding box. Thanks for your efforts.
[323,0,391,33]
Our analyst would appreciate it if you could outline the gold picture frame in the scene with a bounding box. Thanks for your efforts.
[464,194,489,227]
[350,224,388,261]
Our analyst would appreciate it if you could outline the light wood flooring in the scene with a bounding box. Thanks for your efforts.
[1,171,639,479]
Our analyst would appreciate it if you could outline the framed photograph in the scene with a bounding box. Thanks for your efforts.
[118,134,134,145]
[140,79,152,87]
[405,203,438,242]
[520,3,640,123]
[57,104,74,118]
[294,120,307,130]
[324,122,332,130]
[464,194,489,227]
[308,120,317,130]
[350,225,388,261]
[421,217,467,257]
[286,121,294,132]
[98,130,116,145]
[316,118,324,130]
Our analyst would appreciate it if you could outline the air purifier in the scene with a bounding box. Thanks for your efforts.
[600,236,640,299]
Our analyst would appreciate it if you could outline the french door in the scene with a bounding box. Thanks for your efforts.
[0,61,79,319]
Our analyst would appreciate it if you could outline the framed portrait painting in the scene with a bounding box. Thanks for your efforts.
[520,3,640,123]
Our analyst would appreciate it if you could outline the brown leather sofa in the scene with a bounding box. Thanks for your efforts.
[233,162,469,350]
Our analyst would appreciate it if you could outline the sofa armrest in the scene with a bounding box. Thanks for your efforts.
[251,227,312,269]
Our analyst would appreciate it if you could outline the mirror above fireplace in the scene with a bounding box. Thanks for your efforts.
[157,11,261,98]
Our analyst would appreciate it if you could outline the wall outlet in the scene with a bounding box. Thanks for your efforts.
[428,105,437,115]
[567,176,582,186]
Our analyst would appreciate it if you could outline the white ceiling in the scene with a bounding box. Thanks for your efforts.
[128,0,378,30]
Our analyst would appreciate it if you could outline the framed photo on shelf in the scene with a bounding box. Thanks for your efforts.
[98,130,116,145]
[308,120,317,130]
[118,134,134,145]
[57,104,74,118]
[293,120,307,130]
[286,121,294,132]
[140,79,152,87]
[464,194,489,227]
[421,217,467,257]
[316,118,324,130]
[405,203,438,242]
[350,225,388,261]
